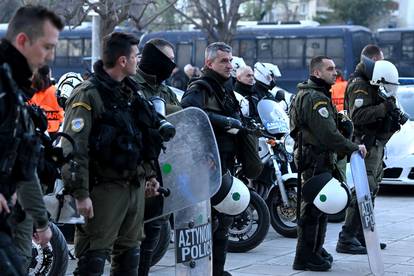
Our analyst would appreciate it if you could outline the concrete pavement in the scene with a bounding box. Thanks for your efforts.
[66,186,414,276]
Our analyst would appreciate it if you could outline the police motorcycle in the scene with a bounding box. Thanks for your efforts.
[29,131,76,276]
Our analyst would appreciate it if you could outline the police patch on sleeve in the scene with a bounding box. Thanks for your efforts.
[71,118,84,132]
[354,98,364,108]
[318,107,329,118]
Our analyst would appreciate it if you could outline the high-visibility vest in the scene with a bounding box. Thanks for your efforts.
[29,85,64,133]
[331,80,347,111]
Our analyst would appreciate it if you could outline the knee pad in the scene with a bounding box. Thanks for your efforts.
[112,247,140,275]
[77,250,107,276]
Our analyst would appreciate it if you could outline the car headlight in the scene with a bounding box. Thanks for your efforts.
[283,134,295,154]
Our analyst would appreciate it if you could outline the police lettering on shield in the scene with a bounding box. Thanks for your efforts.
[176,223,212,263]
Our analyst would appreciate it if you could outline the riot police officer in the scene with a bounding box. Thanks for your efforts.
[181,42,240,276]
[337,45,402,254]
[0,5,63,273]
[61,32,167,276]
[290,56,367,271]
[132,38,181,276]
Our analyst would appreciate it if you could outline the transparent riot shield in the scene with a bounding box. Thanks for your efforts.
[146,107,221,222]
[350,152,384,276]
[174,200,212,275]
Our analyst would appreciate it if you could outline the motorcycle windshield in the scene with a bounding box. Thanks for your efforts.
[257,99,289,134]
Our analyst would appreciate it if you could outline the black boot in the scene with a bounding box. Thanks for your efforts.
[356,231,387,250]
[75,250,107,276]
[111,248,140,276]
[293,206,331,272]
[212,213,233,276]
[316,214,333,264]
[293,245,331,271]
[336,231,367,254]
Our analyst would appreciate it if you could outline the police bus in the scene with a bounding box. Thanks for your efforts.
[139,24,373,92]
[0,22,142,78]
[376,27,414,78]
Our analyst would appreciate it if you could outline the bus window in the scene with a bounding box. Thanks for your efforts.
[306,38,325,58]
[327,38,345,69]
[83,38,91,57]
[56,39,68,57]
[402,33,414,59]
[239,39,256,66]
[272,38,288,69]
[352,32,372,67]
[195,39,207,67]
[288,38,305,69]
[257,38,272,62]
[176,43,192,68]
[68,39,82,57]
[231,39,240,57]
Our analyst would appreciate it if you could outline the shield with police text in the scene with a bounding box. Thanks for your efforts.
[350,152,384,276]
[145,107,221,222]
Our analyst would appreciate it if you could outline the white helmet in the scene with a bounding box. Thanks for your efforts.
[233,91,250,117]
[56,72,84,107]
[212,172,250,216]
[231,56,247,78]
[254,62,281,87]
[302,172,350,215]
[370,60,399,96]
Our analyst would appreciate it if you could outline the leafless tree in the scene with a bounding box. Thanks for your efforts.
[171,0,247,44]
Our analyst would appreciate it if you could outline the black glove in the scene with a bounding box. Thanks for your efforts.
[338,113,353,139]
[384,97,397,113]
[157,119,176,142]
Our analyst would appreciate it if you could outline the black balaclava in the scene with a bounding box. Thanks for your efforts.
[138,43,176,84]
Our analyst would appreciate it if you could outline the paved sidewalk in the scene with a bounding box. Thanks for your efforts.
[66,186,414,275]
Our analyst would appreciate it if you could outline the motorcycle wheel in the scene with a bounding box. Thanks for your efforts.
[228,190,270,253]
[150,218,171,266]
[267,180,298,238]
[29,222,69,276]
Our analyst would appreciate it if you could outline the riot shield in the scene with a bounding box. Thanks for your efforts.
[174,200,212,275]
[350,152,384,276]
[147,107,221,222]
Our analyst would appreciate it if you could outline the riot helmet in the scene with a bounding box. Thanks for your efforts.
[302,172,351,215]
[56,72,84,108]
[212,172,250,216]
[254,62,281,90]
[370,60,399,97]
[231,56,247,78]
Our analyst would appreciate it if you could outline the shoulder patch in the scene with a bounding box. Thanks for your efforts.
[318,107,329,118]
[313,101,328,110]
[72,102,92,111]
[353,89,368,95]
[354,98,364,108]
[71,118,85,132]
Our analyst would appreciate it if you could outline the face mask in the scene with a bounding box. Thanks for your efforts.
[139,43,176,84]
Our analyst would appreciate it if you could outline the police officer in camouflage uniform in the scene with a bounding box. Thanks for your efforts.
[61,32,164,276]
[336,45,397,254]
[0,6,63,273]
[132,38,181,276]
[290,56,367,271]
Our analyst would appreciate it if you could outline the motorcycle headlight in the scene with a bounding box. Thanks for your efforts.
[283,134,295,154]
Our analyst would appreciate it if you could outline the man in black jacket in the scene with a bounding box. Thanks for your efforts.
[0,5,63,273]
[181,42,240,276]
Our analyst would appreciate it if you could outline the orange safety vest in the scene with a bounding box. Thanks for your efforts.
[29,85,64,133]
[331,80,347,112]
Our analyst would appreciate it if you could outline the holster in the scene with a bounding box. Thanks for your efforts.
[299,145,334,173]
